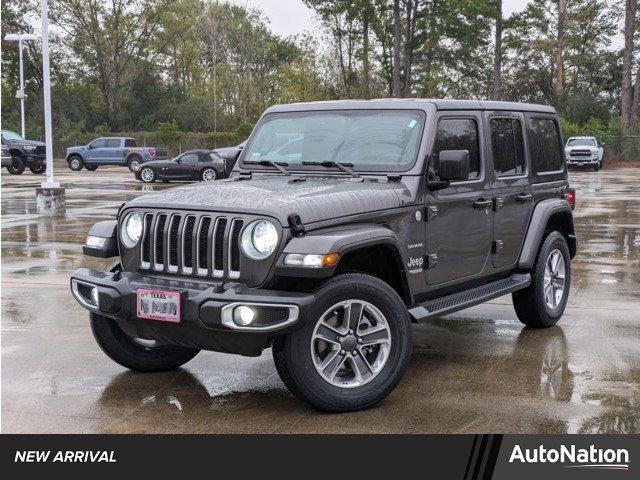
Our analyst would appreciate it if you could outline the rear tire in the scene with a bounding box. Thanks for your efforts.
[90,313,199,372]
[201,167,216,182]
[86,165,98,171]
[68,155,83,171]
[140,166,155,183]
[273,273,412,412]
[7,155,25,174]
[128,156,142,172]
[513,231,571,328]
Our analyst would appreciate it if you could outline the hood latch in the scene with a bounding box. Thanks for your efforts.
[288,213,306,237]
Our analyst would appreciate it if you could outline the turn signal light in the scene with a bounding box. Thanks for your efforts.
[284,253,340,268]
[564,188,576,210]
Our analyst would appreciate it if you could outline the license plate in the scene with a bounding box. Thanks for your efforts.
[136,288,181,323]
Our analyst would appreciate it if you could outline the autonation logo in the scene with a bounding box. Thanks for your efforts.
[509,444,630,471]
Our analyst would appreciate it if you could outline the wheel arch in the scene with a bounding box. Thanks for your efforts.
[276,224,412,305]
[518,199,576,270]
[66,152,84,162]
[8,147,25,158]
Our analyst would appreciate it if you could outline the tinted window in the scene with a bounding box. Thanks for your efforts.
[181,153,198,165]
[90,139,106,148]
[124,139,136,147]
[433,118,480,180]
[529,118,563,173]
[490,118,525,176]
[104,139,121,148]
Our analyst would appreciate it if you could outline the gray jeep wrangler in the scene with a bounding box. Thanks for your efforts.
[71,100,577,412]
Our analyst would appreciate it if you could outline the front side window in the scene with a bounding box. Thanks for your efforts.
[490,117,525,176]
[529,118,563,173]
[241,110,424,172]
[89,139,106,148]
[433,118,480,180]
[181,154,198,165]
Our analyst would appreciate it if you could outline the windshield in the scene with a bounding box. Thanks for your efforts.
[240,110,425,172]
[2,130,23,141]
[567,138,596,146]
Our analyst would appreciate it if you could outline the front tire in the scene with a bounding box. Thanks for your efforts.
[201,167,216,182]
[68,155,83,171]
[273,273,412,412]
[90,313,199,372]
[139,166,155,183]
[513,231,571,328]
[7,155,25,174]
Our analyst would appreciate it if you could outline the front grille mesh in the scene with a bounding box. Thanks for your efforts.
[139,211,244,279]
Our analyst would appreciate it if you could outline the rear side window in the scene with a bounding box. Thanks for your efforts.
[124,139,136,147]
[104,139,121,148]
[528,118,563,173]
[433,118,480,180]
[490,118,525,176]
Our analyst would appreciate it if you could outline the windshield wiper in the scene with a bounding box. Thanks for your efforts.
[244,159,290,176]
[301,161,361,178]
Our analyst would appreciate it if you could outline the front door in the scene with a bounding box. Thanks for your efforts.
[485,113,534,269]
[175,153,198,179]
[85,138,107,163]
[425,113,493,286]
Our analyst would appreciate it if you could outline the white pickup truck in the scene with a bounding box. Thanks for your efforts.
[564,136,604,171]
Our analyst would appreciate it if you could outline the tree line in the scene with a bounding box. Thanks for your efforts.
[1,0,639,155]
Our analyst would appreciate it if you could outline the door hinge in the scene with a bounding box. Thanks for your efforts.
[425,253,439,269]
[493,197,504,211]
[492,240,504,254]
[426,205,439,222]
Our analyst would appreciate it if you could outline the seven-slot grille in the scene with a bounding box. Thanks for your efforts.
[139,211,244,279]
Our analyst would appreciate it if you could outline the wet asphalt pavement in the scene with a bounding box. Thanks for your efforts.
[1,164,638,433]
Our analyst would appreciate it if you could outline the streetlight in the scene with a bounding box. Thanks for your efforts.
[4,33,39,139]
[39,0,58,190]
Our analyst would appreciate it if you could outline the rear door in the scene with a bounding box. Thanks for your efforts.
[486,112,534,269]
[425,112,493,286]
[102,138,124,165]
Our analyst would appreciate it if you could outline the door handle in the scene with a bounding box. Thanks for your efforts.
[473,198,493,210]
[515,193,533,203]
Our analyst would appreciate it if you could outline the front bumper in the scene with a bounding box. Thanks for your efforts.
[566,157,599,166]
[70,268,315,356]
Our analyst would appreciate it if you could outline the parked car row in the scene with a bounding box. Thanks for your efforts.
[1,129,47,175]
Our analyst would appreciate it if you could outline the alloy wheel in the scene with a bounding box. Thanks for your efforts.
[141,168,154,182]
[310,300,391,388]
[202,168,216,182]
[543,249,566,309]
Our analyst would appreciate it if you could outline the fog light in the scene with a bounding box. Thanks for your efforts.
[233,305,255,326]
[86,235,106,248]
[90,286,99,307]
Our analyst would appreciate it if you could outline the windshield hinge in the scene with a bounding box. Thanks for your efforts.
[386,175,402,182]
[233,171,252,181]
[288,213,306,237]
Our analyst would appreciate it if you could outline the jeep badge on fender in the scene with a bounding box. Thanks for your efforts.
[70,99,577,412]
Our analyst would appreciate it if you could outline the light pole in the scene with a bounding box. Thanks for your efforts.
[34,0,64,216]
[4,33,39,138]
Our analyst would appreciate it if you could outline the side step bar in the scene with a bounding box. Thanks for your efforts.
[408,273,531,321]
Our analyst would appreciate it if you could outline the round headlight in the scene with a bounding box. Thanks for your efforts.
[121,212,142,248]
[241,220,278,259]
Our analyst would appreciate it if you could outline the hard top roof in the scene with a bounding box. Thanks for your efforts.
[266,98,556,114]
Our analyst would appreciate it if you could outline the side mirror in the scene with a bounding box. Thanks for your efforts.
[437,150,469,181]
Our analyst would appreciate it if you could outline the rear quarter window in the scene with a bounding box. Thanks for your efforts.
[528,118,564,173]
[124,139,137,147]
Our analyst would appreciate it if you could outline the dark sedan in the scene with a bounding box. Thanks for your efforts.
[135,147,241,183]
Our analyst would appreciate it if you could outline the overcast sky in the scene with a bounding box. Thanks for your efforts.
[229,0,622,48]
[230,0,533,38]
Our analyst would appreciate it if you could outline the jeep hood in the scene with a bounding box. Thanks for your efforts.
[125,175,406,225]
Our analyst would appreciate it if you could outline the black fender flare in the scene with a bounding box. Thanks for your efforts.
[518,198,576,269]
[276,223,410,293]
